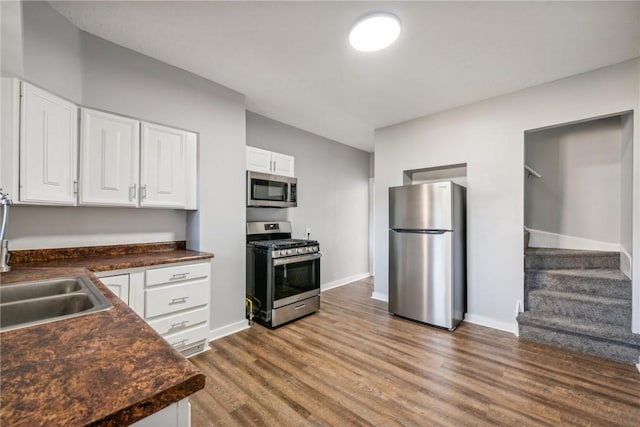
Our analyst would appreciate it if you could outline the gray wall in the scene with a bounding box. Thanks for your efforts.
[246,112,370,286]
[5,1,248,334]
[1,1,24,78]
[525,116,623,244]
[22,0,82,103]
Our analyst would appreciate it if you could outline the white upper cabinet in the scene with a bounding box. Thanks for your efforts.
[79,108,140,207]
[184,132,198,210]
[271,151,295,177]
[246,146,272,174]
[19,82,78,205]
[1,78,198,210]
[246,146,294,177]
[140,122,187,208]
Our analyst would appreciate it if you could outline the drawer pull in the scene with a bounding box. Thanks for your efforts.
[170,296,190,304]
[170,273,189,281]
[171,320,189,329]
[171,338,189,347]
[294,303,306,310]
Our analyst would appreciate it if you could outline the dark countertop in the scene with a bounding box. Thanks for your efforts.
[0,243,214,426]
[9,241,214,272]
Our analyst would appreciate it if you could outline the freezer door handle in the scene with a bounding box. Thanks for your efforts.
[390,229,448,234]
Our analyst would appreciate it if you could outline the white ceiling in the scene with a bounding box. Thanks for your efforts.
[50,1,640,152]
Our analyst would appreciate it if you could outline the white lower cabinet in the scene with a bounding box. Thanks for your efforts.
[131,398,191,427]
[145,261,211,357]
[99,274,130,305]
[97,261,209,427]
[145,279,209,318]
[95,260,210,358]
[147,306,209,336]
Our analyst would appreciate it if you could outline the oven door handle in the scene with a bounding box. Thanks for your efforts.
[273,252,321,266]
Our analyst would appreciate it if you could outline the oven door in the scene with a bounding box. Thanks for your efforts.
[272,253,321,308]
[247,171,297,208]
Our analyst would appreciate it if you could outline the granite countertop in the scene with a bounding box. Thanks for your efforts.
[0,242,214,426]
[9,241,214,272]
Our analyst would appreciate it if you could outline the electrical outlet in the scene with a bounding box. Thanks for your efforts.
[305,228,311,235]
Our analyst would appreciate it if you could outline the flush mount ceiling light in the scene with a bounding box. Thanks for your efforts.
[348,12,401,52]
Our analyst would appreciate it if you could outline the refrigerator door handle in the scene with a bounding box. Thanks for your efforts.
[391,229,449,234]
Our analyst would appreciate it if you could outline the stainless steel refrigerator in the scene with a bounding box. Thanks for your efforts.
[388,181,466,330]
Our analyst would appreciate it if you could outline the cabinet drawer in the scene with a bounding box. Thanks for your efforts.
[163,323,208,351]
[148,306,208,336]
[145,278,208,318]
[146,262,210,287]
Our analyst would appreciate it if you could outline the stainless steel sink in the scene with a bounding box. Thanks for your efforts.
[0,276,113,332]
[1,278,82,303]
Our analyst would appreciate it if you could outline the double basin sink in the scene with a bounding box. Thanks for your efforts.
[0,276,113,332]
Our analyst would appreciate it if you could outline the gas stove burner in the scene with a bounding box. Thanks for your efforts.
[249,238,318,249]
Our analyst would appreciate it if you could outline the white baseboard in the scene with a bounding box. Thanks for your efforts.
[526,227,620,252]
[620,247,632,279]
[322,273,371,292]
[209,319,250,342]
[371,292,388,302]
[464,313,518,336]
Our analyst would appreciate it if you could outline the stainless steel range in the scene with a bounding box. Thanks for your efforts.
[246,221,321,327]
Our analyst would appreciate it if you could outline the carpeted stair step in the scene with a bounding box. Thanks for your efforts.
[525,248,619,270]
[518,311,640,364]
[527,289,631,327]
[525,269,631,299]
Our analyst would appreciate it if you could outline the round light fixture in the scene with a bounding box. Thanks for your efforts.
[348,12,401,52]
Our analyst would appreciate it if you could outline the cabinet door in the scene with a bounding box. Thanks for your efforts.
[246,146,272,174]
[184,132,198,210]
[140,122,186,208]
[100,274,130,305]
[271,152,294,177]
[79,108,140,206]
[1,78,20,199]
[19,82,78,205]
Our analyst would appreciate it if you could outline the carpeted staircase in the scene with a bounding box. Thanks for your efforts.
[518,248,640,365]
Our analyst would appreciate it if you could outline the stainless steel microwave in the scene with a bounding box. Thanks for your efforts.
[246,171,297,208]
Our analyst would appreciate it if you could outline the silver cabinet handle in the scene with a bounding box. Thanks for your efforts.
[140,184,147,200]
[170,296,189,304]
[129,183,137,201]
[294,303,306,310]
[171,338,189,347]
[170,320,189,329]
[170,273,189,281]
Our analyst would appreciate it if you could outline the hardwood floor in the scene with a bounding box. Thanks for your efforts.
[189,278,640,426]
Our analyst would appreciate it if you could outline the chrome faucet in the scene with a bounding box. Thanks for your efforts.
[0,189,11,272]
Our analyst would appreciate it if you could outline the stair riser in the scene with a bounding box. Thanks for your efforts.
[525,272,631,299]
[519,325,639,365]
[527,294,631,327]
[525,255,619,270]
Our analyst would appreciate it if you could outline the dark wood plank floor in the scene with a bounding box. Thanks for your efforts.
[189,278,640,426]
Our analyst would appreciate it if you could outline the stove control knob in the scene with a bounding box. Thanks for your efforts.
[286,249,293,256]
[273,250,280,258]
